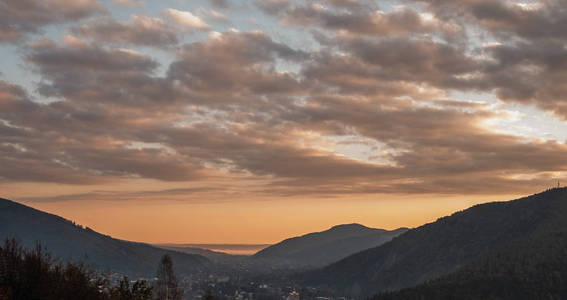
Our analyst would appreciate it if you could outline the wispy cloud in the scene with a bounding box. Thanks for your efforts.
[165,8,210,31]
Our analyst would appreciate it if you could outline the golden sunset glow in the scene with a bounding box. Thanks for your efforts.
[21,192,517,244]
[2,0,567,246]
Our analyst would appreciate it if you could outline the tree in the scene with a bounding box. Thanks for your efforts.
[110,276,153,300]
[154,254,182,300]
[0,238,153,300]
[0,238,105,300]
[204,290,215,300]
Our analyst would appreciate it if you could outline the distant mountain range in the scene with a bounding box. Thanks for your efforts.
[302,188,567,297]
[0,197,407,277]
[0,198,210,277]
[154,244,242,264]
[156,243,269,257]
[253,223,408,268]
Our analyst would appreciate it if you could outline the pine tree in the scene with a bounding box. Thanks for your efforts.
[154,254,182,300]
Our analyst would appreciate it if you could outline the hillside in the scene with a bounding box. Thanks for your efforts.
[253,224,408,268]
[154,244,249,266]
[302,188,567,297]
[373,230,567,299]
[0,198,210,277]
[155,244,234,260]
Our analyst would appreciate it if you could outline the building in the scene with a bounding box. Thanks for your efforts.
[287,290,299,300]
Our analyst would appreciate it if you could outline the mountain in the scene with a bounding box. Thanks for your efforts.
[155,243,269,257]
[302,188,567,297]
[154,244,245,265]
[372,230,567,299]
[155,244,235,260]
[0,198,210,277]
[252,223,408,268]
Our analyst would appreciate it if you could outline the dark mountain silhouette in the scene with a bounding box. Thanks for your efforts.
[155,244,232,258]
[154,244,243,263]
[372,230,567,299]
[155,243,269,257]
[0,198,210,276]
[302,188,567,297]
[253,223,408,268]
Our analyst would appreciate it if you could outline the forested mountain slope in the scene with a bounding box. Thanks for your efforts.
[373,230,567,299]
[302,188,567,297]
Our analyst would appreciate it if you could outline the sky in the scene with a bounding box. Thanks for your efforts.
[2,0,567,244]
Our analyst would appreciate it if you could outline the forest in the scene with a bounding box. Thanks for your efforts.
[372,231,567,300]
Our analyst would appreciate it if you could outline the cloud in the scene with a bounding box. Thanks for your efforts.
[28,36,157,73]
[254,0,291,15]
[72,15,178,47]
[3,0,567,200]
[112,0,144,7]
[17,187,220,203]
[0,78,207,183]
[415,0,567,41]
[269,3,461,38]
[25,36,174,106]
[165,8,210,31]
[306,35,478,93]
[407,0,567,119]
[205,9,230,24]
[0,81,101,184]
[167,31,308,97]
[0,0,105,43]
[4,29,566,195]
[207,0,229,9]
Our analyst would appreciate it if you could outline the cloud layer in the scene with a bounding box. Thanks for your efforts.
[2,0,567,202]
[0,0,104,42]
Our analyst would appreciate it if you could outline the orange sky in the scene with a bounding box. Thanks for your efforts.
[20,193,519,244]
[3,180,526,243]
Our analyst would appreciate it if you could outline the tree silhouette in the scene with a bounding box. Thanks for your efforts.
[204,290,215,300]
[0,238,154,300]
[110,276,153,300]
[1,238,105,299]
[154,254,182,300]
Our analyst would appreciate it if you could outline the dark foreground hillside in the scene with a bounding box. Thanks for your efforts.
[373,230,567,300]
[302,188,567,297]
[0,198,210,276]
[0,238,181,300]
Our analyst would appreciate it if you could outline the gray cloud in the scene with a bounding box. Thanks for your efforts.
[0,79,204,183]
[407,0,567,119]
[289,5,459,38]
[304,35,479,95]
[25,38,181,107]
[0,0,104,42]
[3,1,567,199]
[416,0,567,41]
[254,0,291,15]
[28,38,157,73]
[167,31,309,97]
[17,187,223,203]
[72,15,178,48]
[112,0,144,7]
[207,0,229,9]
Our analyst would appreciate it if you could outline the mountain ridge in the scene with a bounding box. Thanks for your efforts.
[302,188,567,297]
[253,222,408,268]
[0,198,210,277]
